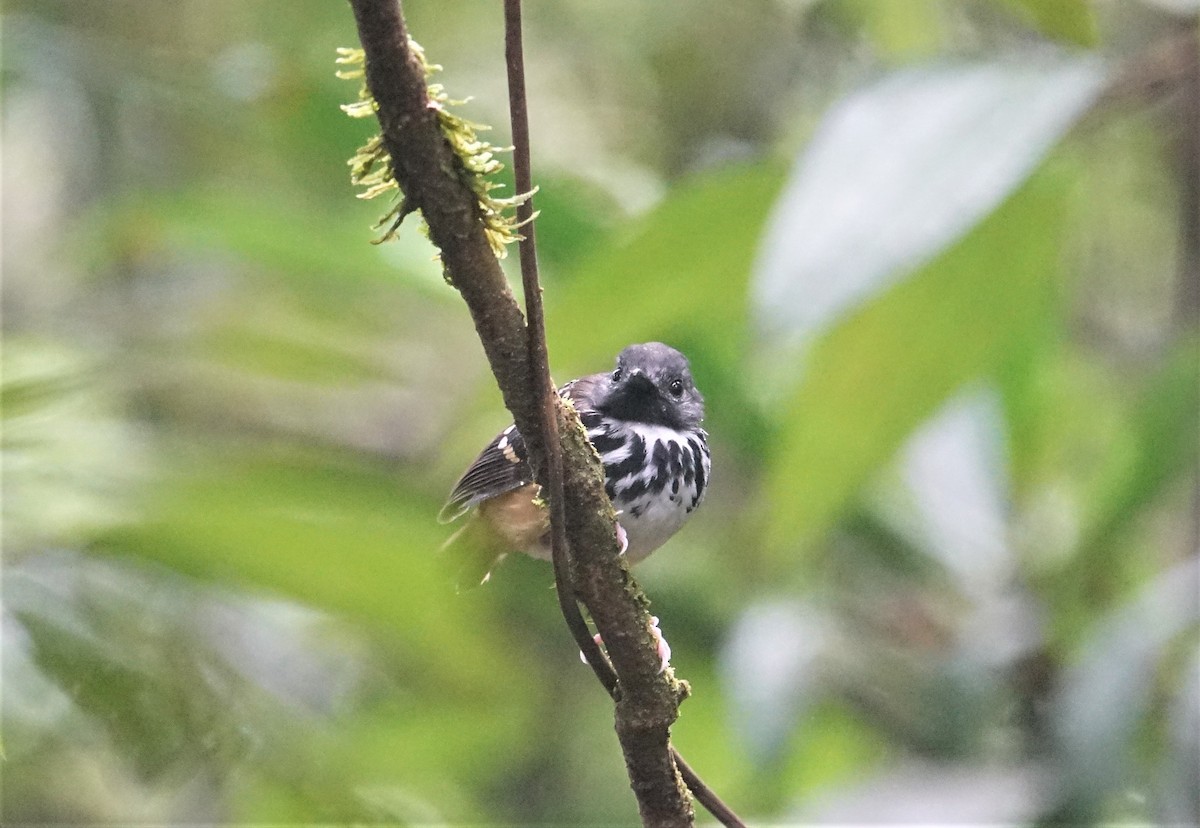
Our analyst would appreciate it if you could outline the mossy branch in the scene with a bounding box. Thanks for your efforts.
[337,42,534,253]
[343,2,743,826]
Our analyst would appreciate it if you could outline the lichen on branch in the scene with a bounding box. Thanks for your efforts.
[337,44,535,255]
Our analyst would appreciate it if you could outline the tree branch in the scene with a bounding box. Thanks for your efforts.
[498,7,703,813]
[345,2,745,826]
[347,0,535,437]
[501,0,616,695]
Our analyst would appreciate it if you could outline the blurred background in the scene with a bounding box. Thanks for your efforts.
[3,0,1197,824]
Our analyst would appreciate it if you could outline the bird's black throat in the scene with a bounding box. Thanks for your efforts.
[599,374,684,429]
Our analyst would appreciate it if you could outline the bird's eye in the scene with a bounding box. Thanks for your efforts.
[612,368,623,382]
[668,378,684,397]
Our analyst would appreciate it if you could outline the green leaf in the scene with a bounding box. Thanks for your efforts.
[764,164,1069,553]
[532,173,619,274]
[754,58,1105,352]
[547,163,785,454]
[195,326,389,385]
[98,450,533,692]
[1078,335,1200,556]
[1000,0,1099,48]
[548,162,786,375]
[834,0,947,60]
[80,187,444,292]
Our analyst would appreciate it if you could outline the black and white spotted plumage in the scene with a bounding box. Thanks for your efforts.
[440,342,711,565]
[578,410,710,562]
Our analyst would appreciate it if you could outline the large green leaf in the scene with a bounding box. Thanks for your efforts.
[548,162,786,375]
[1077,335,1200,559]
[81,187,445,293]
[765,165,1069,552]
[832,0,947,60]
[753,58,1104,352]
[99,450,533,691]
[546,163,785,454]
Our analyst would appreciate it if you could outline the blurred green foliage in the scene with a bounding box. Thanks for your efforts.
[2,0,1197,825]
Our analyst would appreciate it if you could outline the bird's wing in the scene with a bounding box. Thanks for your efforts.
[438,424,532,523]
[437,372,607,524]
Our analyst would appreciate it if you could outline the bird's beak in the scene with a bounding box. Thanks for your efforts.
[622,369,656,395]
[599,366,675,425]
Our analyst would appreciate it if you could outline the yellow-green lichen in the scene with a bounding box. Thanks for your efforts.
[337,43,534,256]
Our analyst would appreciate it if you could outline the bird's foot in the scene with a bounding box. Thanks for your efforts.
[616,521,628,555]
[648,615,671,673]
[579,615,671,674]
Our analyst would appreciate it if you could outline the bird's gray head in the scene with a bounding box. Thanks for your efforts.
[595,342,705,429]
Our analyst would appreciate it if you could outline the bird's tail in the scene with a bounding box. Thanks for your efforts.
[440,513,508,591]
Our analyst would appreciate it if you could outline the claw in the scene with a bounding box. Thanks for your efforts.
[649,616,672,674]
[579,617,671,675]
[616,522,629,555]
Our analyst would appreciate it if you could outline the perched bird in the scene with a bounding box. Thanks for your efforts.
[439,342,711,586]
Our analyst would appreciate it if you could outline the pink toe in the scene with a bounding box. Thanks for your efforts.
[649,616,672,673]
[616,523,629,555]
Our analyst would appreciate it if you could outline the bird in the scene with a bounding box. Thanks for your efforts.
[439,342,711,587]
